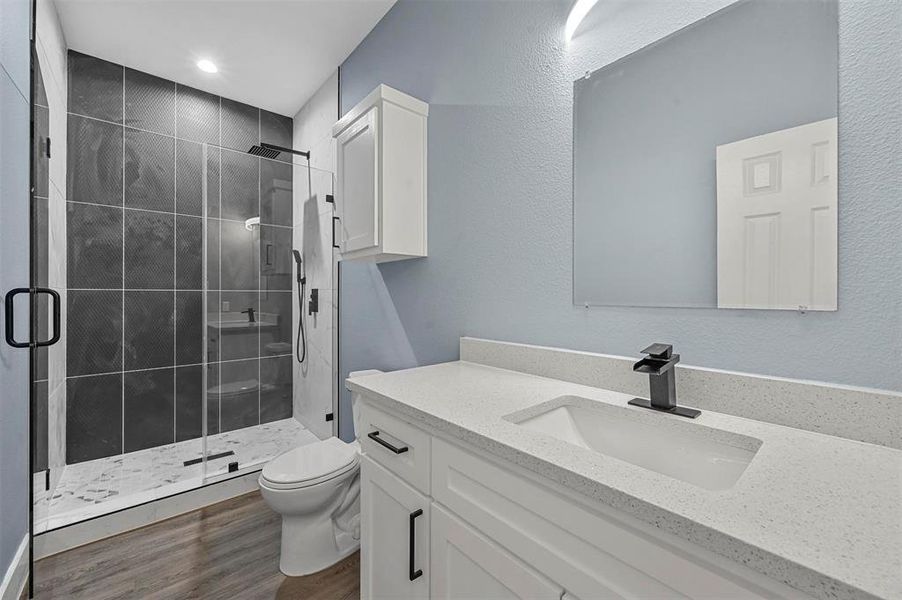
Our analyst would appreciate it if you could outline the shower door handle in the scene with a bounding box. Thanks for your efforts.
[34,288,61,347]
[4,288,30,348]
[4,287,60,348]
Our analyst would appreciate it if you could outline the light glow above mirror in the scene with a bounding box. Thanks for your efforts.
[565,0,601,42]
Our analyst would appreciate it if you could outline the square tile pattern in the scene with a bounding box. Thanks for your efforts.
[65,50,295,464]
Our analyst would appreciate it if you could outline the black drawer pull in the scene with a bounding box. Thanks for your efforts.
[332,216,341,249]
[409,508,423,581]
[368,430,409,454]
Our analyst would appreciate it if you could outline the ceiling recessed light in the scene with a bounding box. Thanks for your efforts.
[197,59,218,74]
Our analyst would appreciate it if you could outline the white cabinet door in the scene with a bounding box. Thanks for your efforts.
[361,455,430,600]
[431,505,562,600]
[337,106,379,253]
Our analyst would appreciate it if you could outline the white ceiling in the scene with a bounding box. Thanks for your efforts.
[53,0,395,116]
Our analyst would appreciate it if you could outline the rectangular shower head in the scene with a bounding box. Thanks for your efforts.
[247,142,310,160]
[248,145,281,159]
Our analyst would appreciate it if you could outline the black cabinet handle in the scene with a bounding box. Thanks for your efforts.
[367,430,409,454]
[4,287,60,348]
[409,508,423,581]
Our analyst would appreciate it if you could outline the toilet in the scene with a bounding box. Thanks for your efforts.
[258,437,361,576]
[258,370,380,576]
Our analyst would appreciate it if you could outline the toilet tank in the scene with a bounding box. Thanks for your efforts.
[347,370,383,440]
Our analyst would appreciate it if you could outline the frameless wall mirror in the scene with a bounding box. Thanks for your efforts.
[573,0,839,310]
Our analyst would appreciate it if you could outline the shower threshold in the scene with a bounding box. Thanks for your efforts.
[33,418,318,534]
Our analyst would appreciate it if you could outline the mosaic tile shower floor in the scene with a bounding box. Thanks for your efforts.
[34,418,319,532]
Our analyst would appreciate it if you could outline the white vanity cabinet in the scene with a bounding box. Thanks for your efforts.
[332,84,428,263]
[357,398,811,600]
[360,456,430,599]
[430,505,562,599]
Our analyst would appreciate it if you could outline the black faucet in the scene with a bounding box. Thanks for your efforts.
[241,307,256,323]
[628,344,700,418]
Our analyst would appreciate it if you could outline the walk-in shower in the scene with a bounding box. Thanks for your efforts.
[30,50,338,533]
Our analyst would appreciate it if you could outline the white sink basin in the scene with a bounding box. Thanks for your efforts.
[506,396,761,490]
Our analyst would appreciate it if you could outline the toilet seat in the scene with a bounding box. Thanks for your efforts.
[261,438,359,490]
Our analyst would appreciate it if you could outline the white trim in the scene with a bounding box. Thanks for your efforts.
[0,535,28,600]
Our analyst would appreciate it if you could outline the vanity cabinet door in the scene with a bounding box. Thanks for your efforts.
[430,505,563,600]
[361,455,430,600]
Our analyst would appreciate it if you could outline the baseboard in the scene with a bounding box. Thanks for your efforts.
[0,536,28,600]
[34,470,261,560]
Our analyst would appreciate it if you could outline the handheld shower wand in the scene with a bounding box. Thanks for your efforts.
[292,250,304,284]
[293,250,307,364]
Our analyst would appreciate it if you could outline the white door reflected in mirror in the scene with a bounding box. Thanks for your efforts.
[716,118,838,311]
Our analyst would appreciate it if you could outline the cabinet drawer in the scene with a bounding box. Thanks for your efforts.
[431,438,807,600]
[358,402,431,494]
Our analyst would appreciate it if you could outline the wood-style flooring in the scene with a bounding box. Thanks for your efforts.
[33,491,359,600]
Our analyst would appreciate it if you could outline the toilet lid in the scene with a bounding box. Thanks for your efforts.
[261,438,358,487]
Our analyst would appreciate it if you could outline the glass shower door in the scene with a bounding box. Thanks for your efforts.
[201,142,336,482]
[1,0,34,574]
[29,47,66,535]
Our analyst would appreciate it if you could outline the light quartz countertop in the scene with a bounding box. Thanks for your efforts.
[347,361,902,600]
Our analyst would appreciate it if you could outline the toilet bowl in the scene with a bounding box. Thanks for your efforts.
[258,437,361,576]
[259,369,381,576]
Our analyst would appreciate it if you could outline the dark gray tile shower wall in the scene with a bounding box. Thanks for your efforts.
[124,68,175,136]
[124,128,175,212]
[65,50,295,463]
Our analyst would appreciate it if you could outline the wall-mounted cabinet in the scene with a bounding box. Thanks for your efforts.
[332,85,428,263]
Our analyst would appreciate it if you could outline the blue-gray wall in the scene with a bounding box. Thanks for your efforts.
[0,0,33,580]
[338,0,901,438]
